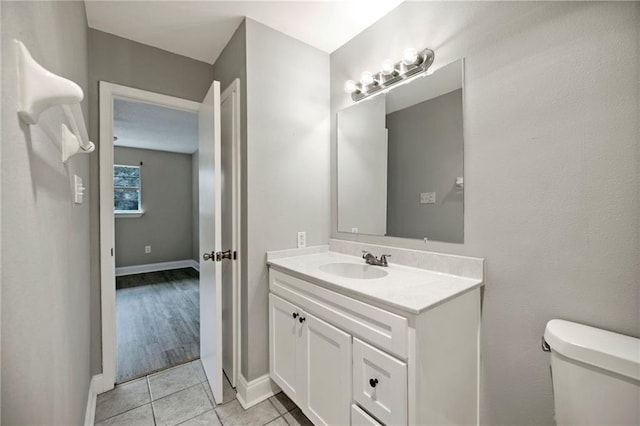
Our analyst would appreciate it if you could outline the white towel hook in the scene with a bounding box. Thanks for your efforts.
[15,39,95,163]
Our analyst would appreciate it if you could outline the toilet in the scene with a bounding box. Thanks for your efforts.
[544,319,640,426]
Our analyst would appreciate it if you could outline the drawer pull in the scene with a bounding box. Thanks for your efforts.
[369,378,379,388]
[299,316,306,323]
[292,312,299,319]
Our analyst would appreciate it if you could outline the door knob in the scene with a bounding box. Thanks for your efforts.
[292,312,299,319]
[369,378,379,388]
[202,251,215,261]
[298,316,306,323]
[216,249,233,261]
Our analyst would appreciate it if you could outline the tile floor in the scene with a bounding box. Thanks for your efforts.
[95,359,312,426]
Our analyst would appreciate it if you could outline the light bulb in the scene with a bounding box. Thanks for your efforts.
[402,47,418,66]
[360,71,374,86]
[344,80,357,94]
[381,59,396,76]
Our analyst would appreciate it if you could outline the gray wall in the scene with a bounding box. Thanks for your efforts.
[330,2,640,425]
[244,19,330,380]
[1,1,91,424]
[114,147,193,267]
[89,29,213,374]
[386,89,463,242]
[210,20,249,377]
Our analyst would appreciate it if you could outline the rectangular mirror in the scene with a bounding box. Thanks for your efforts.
[337,59,464,243]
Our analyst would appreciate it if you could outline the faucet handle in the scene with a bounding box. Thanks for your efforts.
[379,254,392,266]
[362,250,371,258]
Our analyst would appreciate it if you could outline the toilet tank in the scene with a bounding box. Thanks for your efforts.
[544,320,640,426]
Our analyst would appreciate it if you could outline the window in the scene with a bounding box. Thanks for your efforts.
[114,165,142,216]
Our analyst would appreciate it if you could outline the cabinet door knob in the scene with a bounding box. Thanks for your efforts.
[292,312,299,319]
[369,378,379,388]
[299,316,306,323]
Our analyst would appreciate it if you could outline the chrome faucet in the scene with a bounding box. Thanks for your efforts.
[362,250,391,267]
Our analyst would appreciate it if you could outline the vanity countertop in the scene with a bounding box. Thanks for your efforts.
[267,251,483,315]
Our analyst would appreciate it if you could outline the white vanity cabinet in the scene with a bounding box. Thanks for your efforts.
[268,264,482,426]
[269,293,352,425]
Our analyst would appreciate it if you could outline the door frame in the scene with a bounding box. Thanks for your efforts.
[98,82,241,392]
[220,78,242,388]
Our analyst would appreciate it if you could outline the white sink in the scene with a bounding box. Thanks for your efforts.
[318,262,388,280]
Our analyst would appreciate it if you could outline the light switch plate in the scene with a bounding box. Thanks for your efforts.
[145,245,151,253]
[74,174,85,204]
[297,232,306,248]
[420,192,436,204]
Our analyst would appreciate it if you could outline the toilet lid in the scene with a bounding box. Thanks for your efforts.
[544,319,640,381]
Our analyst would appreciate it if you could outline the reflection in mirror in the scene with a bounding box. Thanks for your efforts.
[337,59,464,243]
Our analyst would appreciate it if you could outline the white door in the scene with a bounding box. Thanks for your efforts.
[301,312,352,426]
[199,80,223,403]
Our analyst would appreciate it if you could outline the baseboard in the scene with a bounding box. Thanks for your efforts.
[84,374,103,426]
[190,259,200,272]
[236,373,281,410]
[115,260,198,276]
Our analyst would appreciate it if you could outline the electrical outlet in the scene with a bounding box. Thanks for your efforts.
[420,192,436,204]
[351,227,359,233]
[297,232,306,248]
[145,245,151,253]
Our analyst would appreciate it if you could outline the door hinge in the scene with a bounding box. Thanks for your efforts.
[111,248,114,257]
[233,250,237,260]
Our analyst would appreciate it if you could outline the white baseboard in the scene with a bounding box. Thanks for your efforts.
[115,260,199,276]
[236,373,281,410]
[84,374,103,426]
[190,259,200,272]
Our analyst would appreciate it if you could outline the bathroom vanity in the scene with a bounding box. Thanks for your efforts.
[267,243,484,426]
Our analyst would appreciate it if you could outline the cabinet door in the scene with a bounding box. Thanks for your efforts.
[300,312,352,426]
[269,294,302,400]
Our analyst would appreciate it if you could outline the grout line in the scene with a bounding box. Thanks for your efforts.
[95,401,153,424]
[213,405,225,426]
[175,408,216,426]
[94,379,153,424]
[261,399,282,426]
[152,381,206,403]
[266,397,279,414]
[201,382,216,408]
[146,376,157,426]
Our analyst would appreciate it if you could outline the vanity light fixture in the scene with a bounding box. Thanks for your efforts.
[381,59,396,76]
[344,80,358,94]
[344,47,435,102]
[360,71,374,86]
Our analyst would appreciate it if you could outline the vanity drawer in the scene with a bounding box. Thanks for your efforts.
[353,338,407,426]
[351,404,382,426]
[269,269,408,359]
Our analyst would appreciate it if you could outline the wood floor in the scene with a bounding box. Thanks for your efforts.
[116,268,199,384]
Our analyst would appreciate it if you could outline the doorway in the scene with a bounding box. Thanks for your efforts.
[112,97,200,384]
[99,82,241,396]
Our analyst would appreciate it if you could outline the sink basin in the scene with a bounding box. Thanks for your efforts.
[318,262,388,279]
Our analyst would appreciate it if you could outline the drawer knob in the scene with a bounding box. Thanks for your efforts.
[292,312,299,319]
[299,316,306,323]
[369,378,379,388]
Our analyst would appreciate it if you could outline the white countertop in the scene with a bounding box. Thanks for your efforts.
[267,251,483,315]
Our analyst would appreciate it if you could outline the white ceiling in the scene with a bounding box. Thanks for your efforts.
[85,0,405,64]
[114,99,198,154]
